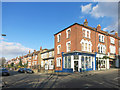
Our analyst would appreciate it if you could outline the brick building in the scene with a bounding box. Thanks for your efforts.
[54,19,120,72]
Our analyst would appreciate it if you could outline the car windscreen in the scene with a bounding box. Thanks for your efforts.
[2,69,8,71]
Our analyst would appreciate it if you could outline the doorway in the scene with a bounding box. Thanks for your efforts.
[74,61,78,72]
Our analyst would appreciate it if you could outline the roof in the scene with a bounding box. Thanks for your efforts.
[54,23,120,39]
[41,48,54,54]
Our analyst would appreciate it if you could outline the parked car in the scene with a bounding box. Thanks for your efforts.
[0,68,10,76]
[18,68,25,73]
[26,68,34,74]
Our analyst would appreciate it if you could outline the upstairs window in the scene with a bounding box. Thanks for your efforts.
[66,41,71,52]
[82,28,91,38]
[35,55,37,60]
[80,39,92,52]
[110,37,115,44]
[110,45,116,54]
[57,45,61,54]
[98,44,106,54]
[57,33,61,42]
[83,30,85,37]
[66,28,71,38]
[87,31,89,38]
[81,42,84,51]
[99,34,104,43]
[49,52,53,57]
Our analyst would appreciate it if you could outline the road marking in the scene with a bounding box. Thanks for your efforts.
[114,77,120,80]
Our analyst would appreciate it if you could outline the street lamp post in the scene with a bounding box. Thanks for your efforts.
[1,34,6,36]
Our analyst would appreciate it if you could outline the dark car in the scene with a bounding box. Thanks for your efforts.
[18,68,25,73]
[26,68,34,74]
[0,68,10,76]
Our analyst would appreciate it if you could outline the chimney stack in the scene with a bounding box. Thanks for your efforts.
[115,32,118,37]
[97,24,101,31]
[40,46,42,51]
[34,50,36,53]
[84,19,88,26]
[29,50,30,54]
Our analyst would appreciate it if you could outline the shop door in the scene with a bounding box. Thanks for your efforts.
[74,61,78,72]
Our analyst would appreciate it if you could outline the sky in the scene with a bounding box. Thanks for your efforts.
[0,2,119,60]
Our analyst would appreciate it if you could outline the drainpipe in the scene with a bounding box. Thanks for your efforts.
[62,52,64,71]
[95,52,97,70]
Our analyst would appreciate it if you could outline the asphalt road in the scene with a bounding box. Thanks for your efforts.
[1,68,120,89]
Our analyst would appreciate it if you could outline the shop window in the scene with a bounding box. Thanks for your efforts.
[68,56,71,68]
[89,57,91,68]
[64,56,71,69]
[56,57,61,67]
[81,56,84,68]
[65,56,67,68]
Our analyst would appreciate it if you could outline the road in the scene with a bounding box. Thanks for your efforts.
[1,68,120,89]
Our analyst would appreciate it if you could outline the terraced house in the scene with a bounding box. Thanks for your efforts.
[54,19,120,73]
[40,48,54,73]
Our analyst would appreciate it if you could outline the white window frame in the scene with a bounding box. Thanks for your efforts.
[97,44,106,54]
[66,41,71,52]
[41,61,44,67]
[98,34,105,43]
[49,59,54,69]
[82,28,91,39]
[49,52,53,57]
[57,45,61,54]
[41,54,43,59]
[109,45,116,54]
[66,28,71,38]
[35,55,37,60]
[80,39,92,52]
[57,33,61,42]
[56,57,61,67]
[110,37,115,44]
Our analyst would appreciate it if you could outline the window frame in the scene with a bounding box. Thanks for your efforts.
[66,41,71,52]
[57,33,61,42]
[57,45,61,54]
[66,28,71,38]
[82,28,91,39]
[98,34,105,43]
[56,57,61,67]
[110,37,115,44]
